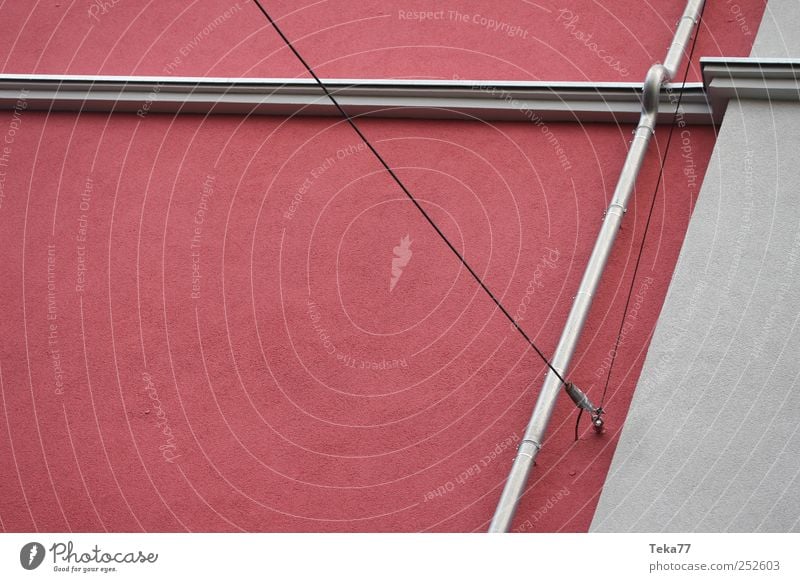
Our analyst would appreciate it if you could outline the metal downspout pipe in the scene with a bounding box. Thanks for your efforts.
[488,0,705,533]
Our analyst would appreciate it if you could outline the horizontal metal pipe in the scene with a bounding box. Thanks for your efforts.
[488,0,705,533]
[2,58,792,125]
[0,74,713,123]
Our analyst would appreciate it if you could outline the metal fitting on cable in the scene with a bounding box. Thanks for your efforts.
[564,383,604,433]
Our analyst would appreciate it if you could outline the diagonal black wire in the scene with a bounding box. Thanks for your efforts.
[596,5,707,414]
[251,0,570,386]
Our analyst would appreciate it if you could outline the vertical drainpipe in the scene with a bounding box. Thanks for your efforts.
[488,0,706,533]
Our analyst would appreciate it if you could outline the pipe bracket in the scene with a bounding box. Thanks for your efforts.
[606,202,626,217]
[635,124,656,137]
[517,439,542,458]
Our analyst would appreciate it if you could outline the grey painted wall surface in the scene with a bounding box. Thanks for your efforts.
[590,1,800,532]
[752,0,800,57]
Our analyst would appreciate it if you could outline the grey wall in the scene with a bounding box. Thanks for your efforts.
[752,0,800,57]
[590,0,800,532]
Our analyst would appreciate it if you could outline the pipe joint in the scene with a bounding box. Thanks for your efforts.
[517,439,541,459]
[642,64,669,117]
[607,202,626,217]
[635,124,656,137]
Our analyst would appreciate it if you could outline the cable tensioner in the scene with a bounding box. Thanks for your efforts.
[564,382,605,434]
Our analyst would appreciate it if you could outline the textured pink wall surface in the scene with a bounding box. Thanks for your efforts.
[0,1,764,532]
[1,1,764,80]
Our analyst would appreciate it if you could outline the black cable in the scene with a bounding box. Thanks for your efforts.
[574,407,584,442]
[596,6,707,414]
[251,0,570,386]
